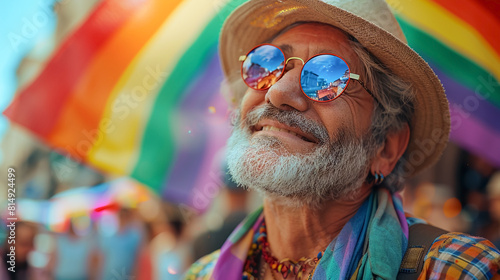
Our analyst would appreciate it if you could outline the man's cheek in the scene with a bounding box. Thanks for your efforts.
[241,90,266,114]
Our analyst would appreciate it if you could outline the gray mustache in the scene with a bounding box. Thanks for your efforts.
[244,104,330,144]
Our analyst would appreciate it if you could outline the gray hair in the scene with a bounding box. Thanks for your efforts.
[348,36,415,192]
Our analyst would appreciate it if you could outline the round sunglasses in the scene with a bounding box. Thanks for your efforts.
[240,44,377,103]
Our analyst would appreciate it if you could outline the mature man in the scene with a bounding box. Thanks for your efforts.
[186,0,500,279]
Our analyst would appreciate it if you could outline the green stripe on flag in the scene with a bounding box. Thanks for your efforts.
[396,16,500,108]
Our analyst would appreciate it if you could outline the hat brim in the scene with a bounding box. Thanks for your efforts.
[219,0,450,177]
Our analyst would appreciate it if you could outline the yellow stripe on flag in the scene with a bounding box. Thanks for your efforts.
[87,0,220,174]
[387,0,500,81]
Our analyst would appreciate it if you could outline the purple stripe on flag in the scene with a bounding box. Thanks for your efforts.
[161,50,231,211]
[161,120,209,205]
[432,66,500,132]
[450,104,500,168]
[179,47,224,110]
[188,93,231,211]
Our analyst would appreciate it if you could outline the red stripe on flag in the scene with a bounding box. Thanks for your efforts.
[46,0,181,159]
[472,0,500,18]
[432,0,500,54]
[3,0,147,138]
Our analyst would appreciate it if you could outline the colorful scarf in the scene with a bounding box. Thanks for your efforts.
[211,188,409,280]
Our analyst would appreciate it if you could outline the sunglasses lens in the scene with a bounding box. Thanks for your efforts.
[242,45,285,90]
[301,55,350,101]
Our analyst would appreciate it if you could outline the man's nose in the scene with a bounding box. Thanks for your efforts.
[265,65,309,112]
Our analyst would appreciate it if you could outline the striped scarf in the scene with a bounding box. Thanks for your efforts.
[212,188,409,279]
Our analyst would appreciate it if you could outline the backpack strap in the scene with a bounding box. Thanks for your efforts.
[396,223,448,280]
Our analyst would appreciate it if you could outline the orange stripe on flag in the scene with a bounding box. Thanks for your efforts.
[47,0,182,159]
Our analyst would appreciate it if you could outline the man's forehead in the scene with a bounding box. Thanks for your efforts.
[268,23,359,63]
[275,43,343,57]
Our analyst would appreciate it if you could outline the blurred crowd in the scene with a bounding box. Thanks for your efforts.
[402,145,500,248]
[0,186,254,280]
[1,143,500,280]
[0,145,260,280]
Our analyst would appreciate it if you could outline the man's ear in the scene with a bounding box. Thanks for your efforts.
[371,123,410,176]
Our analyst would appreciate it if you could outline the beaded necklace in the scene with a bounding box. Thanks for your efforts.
[242,220,324,280]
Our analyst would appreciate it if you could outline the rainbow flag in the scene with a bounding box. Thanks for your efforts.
[8,0,500,209]
[4,0,246,212]
[387,0,500,167]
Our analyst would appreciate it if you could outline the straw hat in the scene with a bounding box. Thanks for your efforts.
[219,0,450,177]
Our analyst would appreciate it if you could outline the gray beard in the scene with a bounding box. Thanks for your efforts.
[225,104,377,207]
